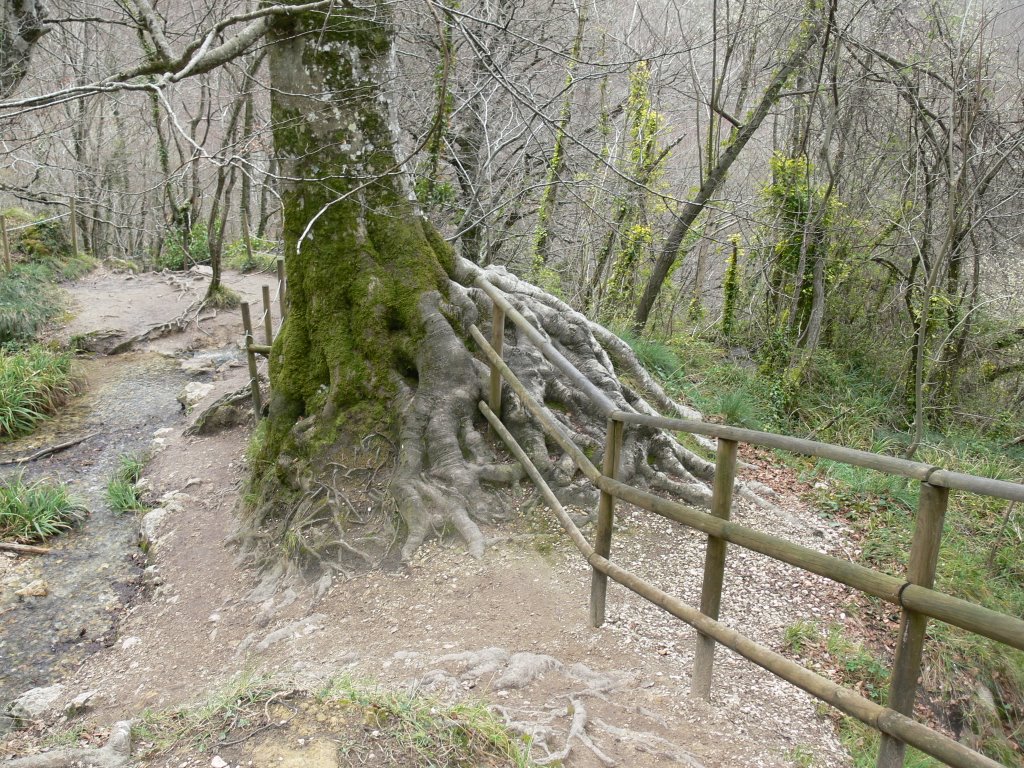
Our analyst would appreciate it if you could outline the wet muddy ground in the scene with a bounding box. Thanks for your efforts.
[0,353,193,701]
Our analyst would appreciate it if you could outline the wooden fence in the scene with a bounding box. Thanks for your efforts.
[0,199,77,272]
[239,257,287,417]
[469,273,1024,768]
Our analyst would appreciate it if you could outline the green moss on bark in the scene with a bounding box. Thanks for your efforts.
[259,2,454,475]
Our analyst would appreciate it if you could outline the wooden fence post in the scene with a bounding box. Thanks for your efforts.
[691,438,739,699]
[240,301,263,418]
[261,285,274,345]
[69,196,79,254]
[877,481,949,768]
[276,257,287,320]
[590,416,624,627]
[488,303,505,425]
[0,215,10,272]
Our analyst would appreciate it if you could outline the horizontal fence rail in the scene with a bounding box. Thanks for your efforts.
[469,273,1024,768]
[613,412,1024,504]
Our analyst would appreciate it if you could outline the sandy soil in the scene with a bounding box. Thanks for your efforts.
[1,267,855,767]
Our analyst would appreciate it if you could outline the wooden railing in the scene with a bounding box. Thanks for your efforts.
[0,200,77,272]
[239,257,287,418]
[469,274,1024,768]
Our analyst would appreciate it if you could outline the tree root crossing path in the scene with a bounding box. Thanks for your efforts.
[2,268,855,767]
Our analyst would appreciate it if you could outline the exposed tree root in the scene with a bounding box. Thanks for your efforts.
[1,721,132,768]
[536,698,616,767]
[249,257,772,570]
[417,645,702,767]
[390,294,524,561]
[184,385,252,436]
[108,300,204,354]
[594,720,707,767]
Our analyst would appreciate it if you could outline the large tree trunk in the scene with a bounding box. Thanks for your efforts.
[0,0,47,99]
[257,2,471,566]
[252,1,766,573]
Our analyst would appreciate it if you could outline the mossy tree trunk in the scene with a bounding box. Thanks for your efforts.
[265,3,451,431]
[251,1,769,573]
[259,2,513,565]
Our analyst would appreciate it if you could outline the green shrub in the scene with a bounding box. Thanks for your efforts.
[0,223,92,345]
[0,346,77,438]
[156,222,213,270]
[0,475,86,543]
[225,235,280,272]
[11,217,72,260]
[0,253,92,348]
[0,263,61,343]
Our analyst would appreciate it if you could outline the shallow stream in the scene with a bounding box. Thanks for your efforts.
[0,352,190,704]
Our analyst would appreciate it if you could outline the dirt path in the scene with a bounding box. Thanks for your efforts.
[2,268,854,767]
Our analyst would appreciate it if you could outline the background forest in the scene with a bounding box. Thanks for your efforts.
[1,0,1023,764]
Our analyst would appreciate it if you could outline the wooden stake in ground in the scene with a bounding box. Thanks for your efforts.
[277,257,287,320]
[262,285,274,345]
[0,214,10,271]
[240,301,263,418]
[691,437,738,699]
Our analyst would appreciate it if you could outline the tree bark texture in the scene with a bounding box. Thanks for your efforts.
[0,0,48,99]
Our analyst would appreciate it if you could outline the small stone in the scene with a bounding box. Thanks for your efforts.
[140,508,169,552]
[8,684,64,719]
[177,382,215,412]
[64,689,98,716]
[180,357,216,374]
[121,636,141,650]
[15,580,48,597]
[210,756,228,768]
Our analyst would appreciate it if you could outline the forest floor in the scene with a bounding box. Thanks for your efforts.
[1,267,859,767]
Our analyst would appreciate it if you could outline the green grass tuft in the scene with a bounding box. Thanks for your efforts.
[0,474,86,543]
[615,328,680,379]
[713,386,766,429]
[203,284,241,309]
[318,675,537,767]
[783,619,820,656]
[134,672,537,767]
[0,346,77,438]
[106,453,147,514]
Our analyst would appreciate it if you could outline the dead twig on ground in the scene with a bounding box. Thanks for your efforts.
[0,542,51,555]
[0,433,97,466]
